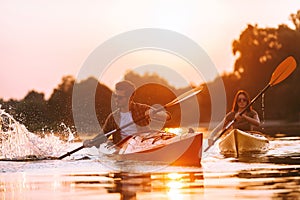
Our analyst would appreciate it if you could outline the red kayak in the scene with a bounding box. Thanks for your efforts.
[99,131,203,166]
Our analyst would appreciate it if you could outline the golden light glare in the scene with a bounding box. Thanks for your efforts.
[164,128,183,135]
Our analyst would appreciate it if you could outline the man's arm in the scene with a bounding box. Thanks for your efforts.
[146,106,171,121]
[83,113,117,148]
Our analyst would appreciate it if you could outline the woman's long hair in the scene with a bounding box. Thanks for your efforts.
[232,90,252,112]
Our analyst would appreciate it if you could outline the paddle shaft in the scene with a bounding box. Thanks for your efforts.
[58,146,84,159]
[204,84,270,152]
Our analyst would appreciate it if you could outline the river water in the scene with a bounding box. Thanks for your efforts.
[1,109,300,199]
[1,134,300,200]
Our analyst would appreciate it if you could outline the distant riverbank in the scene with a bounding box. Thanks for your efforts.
[260,120,300,137]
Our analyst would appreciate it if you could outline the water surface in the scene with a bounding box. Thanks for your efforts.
[1,136,300,200]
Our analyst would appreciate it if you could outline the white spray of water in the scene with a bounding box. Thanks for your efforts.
[0,106,74,160]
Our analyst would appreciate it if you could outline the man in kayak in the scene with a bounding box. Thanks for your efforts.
[83,80,171,147]
[208,90,260,145]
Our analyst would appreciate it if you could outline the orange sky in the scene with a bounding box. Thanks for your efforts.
[0,0,299,100]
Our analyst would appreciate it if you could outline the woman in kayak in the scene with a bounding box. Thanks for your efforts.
[208,90,260,145]
[224,90,260,131]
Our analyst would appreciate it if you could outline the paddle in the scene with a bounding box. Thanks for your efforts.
[58,85,203,159]
[204,56,297,152]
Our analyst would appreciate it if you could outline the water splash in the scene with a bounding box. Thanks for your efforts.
[0,106,74,160]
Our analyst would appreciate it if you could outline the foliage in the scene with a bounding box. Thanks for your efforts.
[230,10,300,121]
[17,91,48,131]
[47,75,75,129]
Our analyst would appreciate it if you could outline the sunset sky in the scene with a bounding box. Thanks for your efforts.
[0,0,299,100]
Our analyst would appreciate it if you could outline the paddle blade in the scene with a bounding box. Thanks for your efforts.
[270,56,297,86]
[164,85,203,108]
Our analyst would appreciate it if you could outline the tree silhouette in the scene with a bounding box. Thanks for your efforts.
[231,10,300,121]
[16,91,48,131]
[48,75,75,129]
[290,10,300,31]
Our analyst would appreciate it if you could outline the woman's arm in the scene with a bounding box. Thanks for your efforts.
[241,112,260,127]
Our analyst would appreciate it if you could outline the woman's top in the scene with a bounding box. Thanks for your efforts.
[225,110,259,131]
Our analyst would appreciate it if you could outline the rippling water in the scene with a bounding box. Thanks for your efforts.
[1,136,300,200]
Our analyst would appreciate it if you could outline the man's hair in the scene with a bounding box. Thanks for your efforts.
[115,80,136,97]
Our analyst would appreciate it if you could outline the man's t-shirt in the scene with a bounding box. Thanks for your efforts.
[119,111,137,139]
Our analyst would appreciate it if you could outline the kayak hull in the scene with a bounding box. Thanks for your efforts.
[219,129,269,155]
[99,132,203,167]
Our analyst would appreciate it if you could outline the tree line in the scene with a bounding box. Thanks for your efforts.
[1,10,300,134]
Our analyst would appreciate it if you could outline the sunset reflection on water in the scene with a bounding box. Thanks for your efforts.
[1,136,300,199]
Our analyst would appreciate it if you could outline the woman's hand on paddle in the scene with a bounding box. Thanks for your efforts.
[235,112,244,121]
